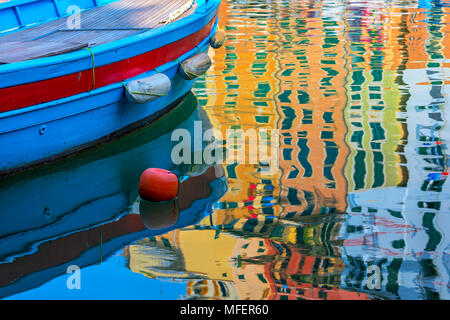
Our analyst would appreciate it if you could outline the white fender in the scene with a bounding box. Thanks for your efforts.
[125,73,171,104]
[179,53,212,80]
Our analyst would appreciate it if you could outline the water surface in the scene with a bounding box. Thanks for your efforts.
[1,0,449,300]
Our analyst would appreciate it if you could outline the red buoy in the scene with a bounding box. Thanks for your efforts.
[139,168,179,202]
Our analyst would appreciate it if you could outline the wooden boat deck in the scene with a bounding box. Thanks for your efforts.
[0,0,197,64]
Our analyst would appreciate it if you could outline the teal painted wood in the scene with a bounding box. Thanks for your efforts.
[0,0,196,44]
[0,0,118,34]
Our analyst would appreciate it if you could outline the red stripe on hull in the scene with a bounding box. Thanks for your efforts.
[0,16,216,113]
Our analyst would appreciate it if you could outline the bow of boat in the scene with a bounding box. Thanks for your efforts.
[0,0,224,176]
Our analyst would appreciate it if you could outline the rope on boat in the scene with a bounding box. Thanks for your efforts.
[165,0,195,25]
[83,47,96,91]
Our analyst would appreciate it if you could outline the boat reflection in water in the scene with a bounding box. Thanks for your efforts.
[2,0,450,301]
[0,92,228,299]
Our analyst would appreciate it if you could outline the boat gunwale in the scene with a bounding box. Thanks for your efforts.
[0,0,94,11]
[0,0,219,78]
[0,0,120,37]
[0,0,42,10]
[0,17,218,121]
[0,26,216,127]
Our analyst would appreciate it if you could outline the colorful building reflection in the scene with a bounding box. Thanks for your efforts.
[122,0,449,300]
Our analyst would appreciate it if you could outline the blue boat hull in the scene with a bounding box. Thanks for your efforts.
[0,0,221,175]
